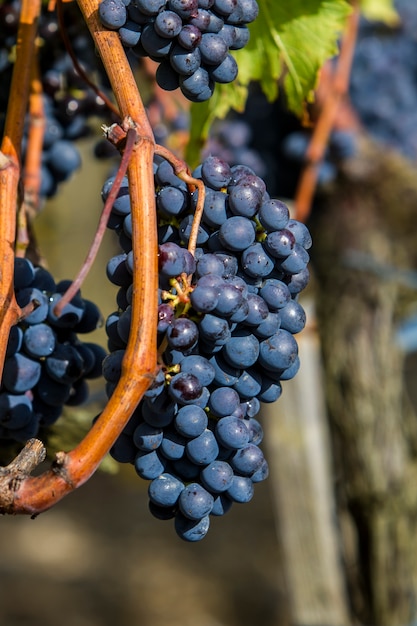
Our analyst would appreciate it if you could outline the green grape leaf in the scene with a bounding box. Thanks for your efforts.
[359,0,400,25]
[187,0,351,166]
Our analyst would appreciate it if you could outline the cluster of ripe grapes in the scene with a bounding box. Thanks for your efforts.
[101,154,311,540]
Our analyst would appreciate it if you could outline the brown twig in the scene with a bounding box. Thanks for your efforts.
[293,3,360,223]
[0,0,159,515]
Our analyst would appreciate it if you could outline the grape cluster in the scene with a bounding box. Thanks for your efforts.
[102,154,311,540]
[98,0,259,101]
[0,258,107,443]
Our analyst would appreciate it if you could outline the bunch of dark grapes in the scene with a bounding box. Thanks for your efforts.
[101,154,311,541]
[0,258,107,443]
[98,0,259,102]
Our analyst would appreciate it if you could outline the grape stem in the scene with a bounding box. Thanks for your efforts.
[293,2,359,223]
[0,0,159,515]
[155,143,206,258]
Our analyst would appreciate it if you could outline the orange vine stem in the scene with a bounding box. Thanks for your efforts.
[17,46,45,257]
[293,2,360,223]
[1,0,159,515]
[0,0,42,381]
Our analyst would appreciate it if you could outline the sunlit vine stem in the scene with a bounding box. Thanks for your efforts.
[0,0,42,381]
[294,2,359,223]
[0,0,159,514]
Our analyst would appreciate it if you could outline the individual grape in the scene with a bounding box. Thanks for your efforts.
[286,219,313,249]
[6,326,23,358]
[156,60,181,90]
[154,10,183,38]
[0,393,33,430]
[213,0,237,16]
[2,353,41,393]
[166,317,199,351]
[14,257,35,290]
[170,44,201,76]
[179,67,214,101]
[201,155,232,190]
[226,474,254,502]
[222,329,259,368]
[179,354,215,386]
[179,482,214,520]
[241,242,275,278]
[178,24,202,49]
[46,139,82,181]
[199,32,228,65]
[141,23,174,58]
[133,422,164,451]
[258,330,299,372]
[168,372,203,404]
[208,386,240,417]
[45,344,85,384]
[174,512,210,541]
[98,0,127,30]
[119,20,142,47]
[233,368,262,398]
[23,323,56,358]
[160,428,187,460]
[280,243,310,274]
[259,279,291,311]
[175,404,208,438]
[16,287,49,325]
[157,186,188,217]
[208,53,238,83]
[208,353,240,386]
[148,473,185,507]
[230,443,264,476]
[219,215,256,251]
[200,460,234,492]
[202,188,230,227]
[227,0,258,24]
[215,415,250,449]
[210,493,233,516]
[135,449,167,480]
[199,313,231,345]
[279,300,306,334]
[265,229,296,258]
[258,199,290,231]
[186,428,219,465]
